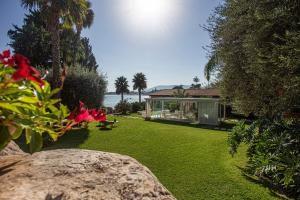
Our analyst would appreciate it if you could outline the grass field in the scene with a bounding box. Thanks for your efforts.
[46,116,278,200]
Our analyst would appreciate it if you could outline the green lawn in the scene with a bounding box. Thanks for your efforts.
[46,116,278,200]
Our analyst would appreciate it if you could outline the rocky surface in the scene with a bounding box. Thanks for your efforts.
[0,141,28,156]
[0,146,176,200]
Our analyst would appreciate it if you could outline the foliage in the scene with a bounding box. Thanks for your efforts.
[0,50,108,153]
[115,76,129,102]
[132,73,147,103]
[21,0,94,89]
[205,0,300,117]
[229,119,300,198]
[114,100,131,115]
[8,10,98,71]
[0,50,70,152]
[8,10,52,69]
[131,102,145,113]
[47,65,107,110]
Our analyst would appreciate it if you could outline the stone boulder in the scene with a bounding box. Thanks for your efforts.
[0,147,176,200]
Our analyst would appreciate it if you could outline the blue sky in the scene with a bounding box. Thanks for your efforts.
[0,0,221,91]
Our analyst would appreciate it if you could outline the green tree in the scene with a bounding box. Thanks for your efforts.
[206,0,300,197]
[115,76,129,102]
[132,73,147,103]
[8,11,98,71]
[21,0,94,91]
[205,0,300,118]
[8,10,52,68]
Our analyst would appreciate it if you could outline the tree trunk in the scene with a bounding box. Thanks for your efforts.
[138,89,141,103]
[50,13,61,94]
[121,92,124,102]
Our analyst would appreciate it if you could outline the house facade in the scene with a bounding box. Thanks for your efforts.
[144,88,225,125]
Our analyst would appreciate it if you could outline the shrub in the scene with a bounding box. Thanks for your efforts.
[229,119,300,198]
[131,102,145,113]
[115,100,131,115]
[48,65,107,110]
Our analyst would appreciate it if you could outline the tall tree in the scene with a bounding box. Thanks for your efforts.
[21,0,94,90]
[205,0,300,118]
[8,10,98,71]
[115,76,129,102]
[8,10,52,68]
[132,73,147,103]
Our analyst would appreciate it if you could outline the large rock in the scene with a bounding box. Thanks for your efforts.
[0,148,176,200]
[0,141,28,156]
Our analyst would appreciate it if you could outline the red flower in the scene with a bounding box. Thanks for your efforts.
[74,109,94,123]
[89,108,107,122]
[0,50,10,59]
[11,54,44,86]
[0,50,15,66]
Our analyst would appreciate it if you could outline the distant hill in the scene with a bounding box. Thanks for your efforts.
[144,85,190,93]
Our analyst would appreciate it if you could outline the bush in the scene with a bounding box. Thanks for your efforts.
[115,100,131,115]
[229,119,300,198]
[48,65,107,110]
[131,102,145,113]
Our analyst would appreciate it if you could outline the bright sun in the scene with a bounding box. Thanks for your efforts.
[120,0,179,36]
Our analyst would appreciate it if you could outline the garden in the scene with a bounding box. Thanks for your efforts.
[0,0,300,199]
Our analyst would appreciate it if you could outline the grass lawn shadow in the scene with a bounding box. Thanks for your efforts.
[44,128,90,150]
[235,165,289,199]
[149,118,235,131]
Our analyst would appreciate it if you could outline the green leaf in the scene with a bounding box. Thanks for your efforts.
[0,126,11,150]
[29,131,43,153]
[50,88,61,97]
[11,126,23,140]
[0,102,22,114]
[31,81,42,94]
[25,128,32,144]
[17,96,39,104]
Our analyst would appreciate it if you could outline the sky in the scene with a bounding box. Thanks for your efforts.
[0,0,221,92]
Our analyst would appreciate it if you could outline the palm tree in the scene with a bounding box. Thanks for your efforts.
[21,0,94,91]
[132,73,147,103]
[115,76,129,102]
[191,76,201,88]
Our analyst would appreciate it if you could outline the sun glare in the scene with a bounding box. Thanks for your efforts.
[120,0,179,37]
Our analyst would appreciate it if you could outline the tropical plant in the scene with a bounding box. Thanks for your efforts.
[21,0,94,91]
[132,73,147,103]
[229,119,300,198]
[0,50,109,153]
[8,10,98,71]
[0,50,70,152]
[115,76,129,102]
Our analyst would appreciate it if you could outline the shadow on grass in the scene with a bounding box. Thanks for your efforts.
[45,128,90,150]
[236,165,290,199]
[15,128,90,152]
[149,119,235,131]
